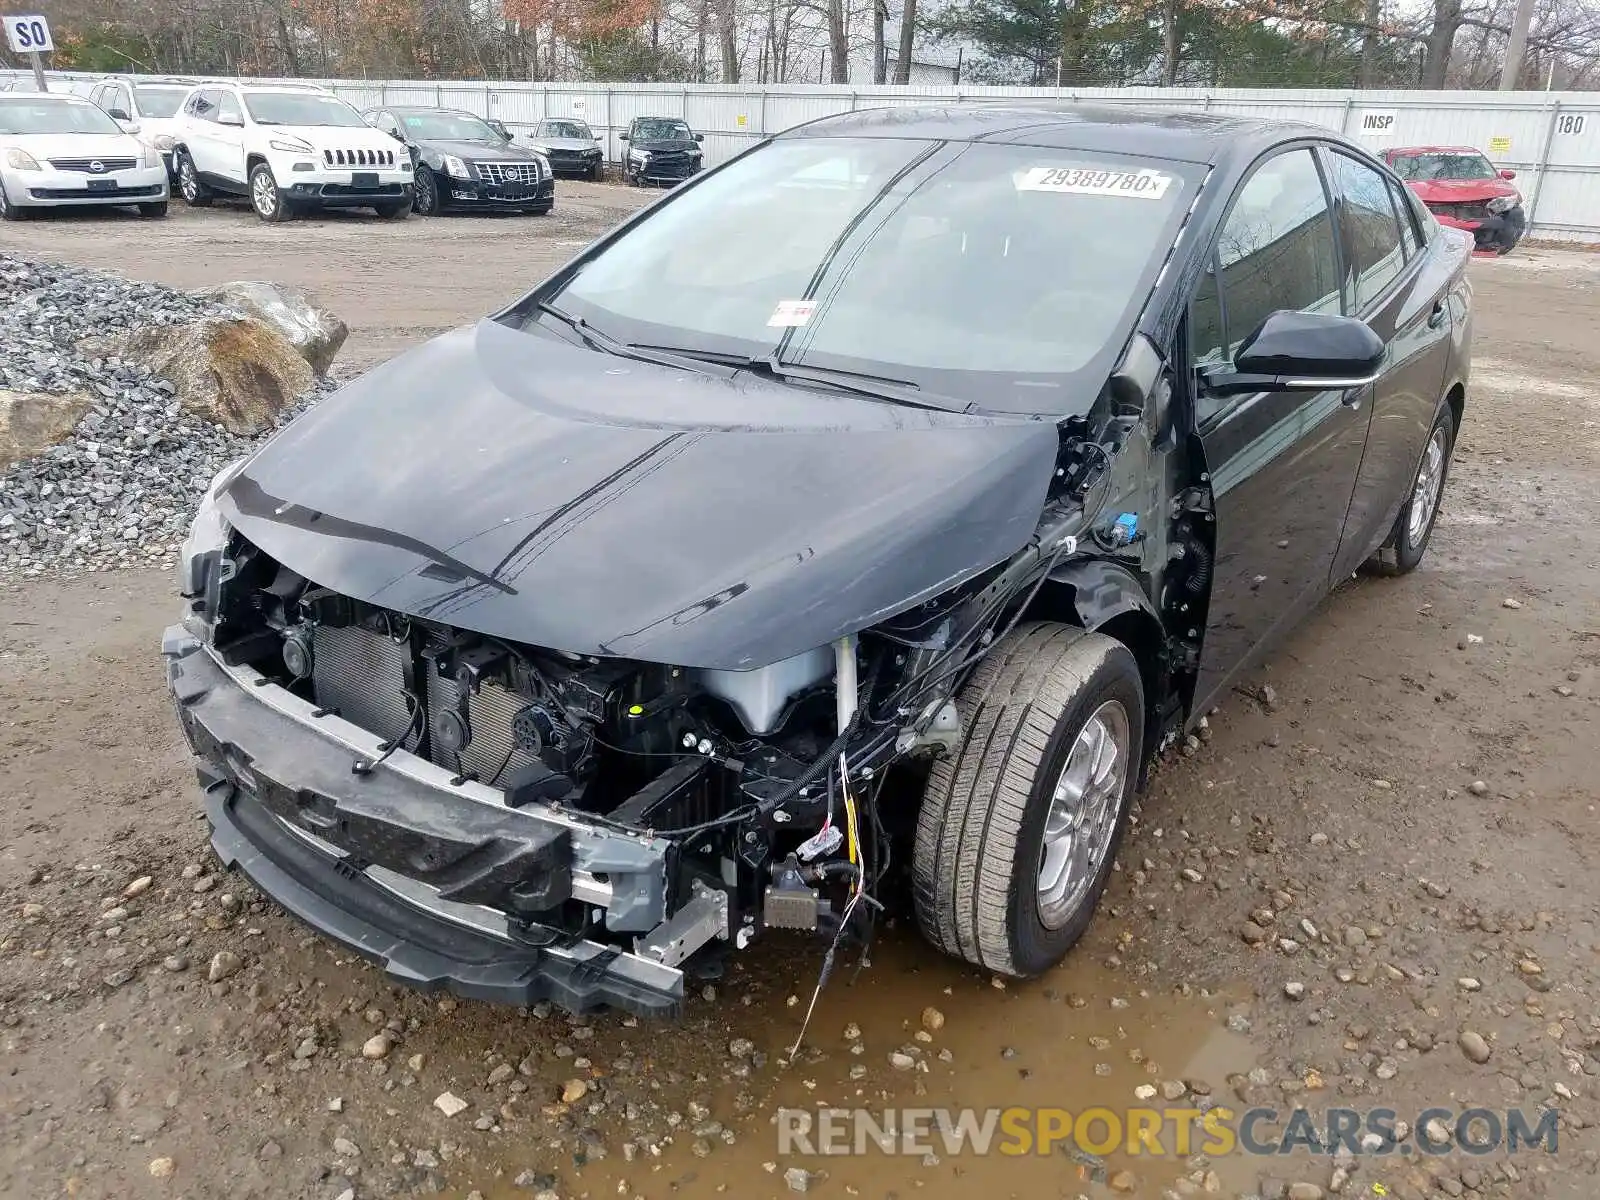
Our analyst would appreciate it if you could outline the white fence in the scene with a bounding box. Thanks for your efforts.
[10,73,1600,241]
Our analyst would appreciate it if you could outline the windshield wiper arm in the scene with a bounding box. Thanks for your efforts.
[534,303,733,376]
[629,344,966,412]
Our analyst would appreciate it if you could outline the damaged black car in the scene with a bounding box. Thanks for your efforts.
[164,104,1473,1017]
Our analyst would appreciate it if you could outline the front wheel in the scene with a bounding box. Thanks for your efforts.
[175,152,212,206]
[412,166,441,216]
[913,623,1144,978]
[373,200,409,220]
[138,200,169,219]
[249,162,291,223]
[1365,406,1455,576]
[0,179,23,221]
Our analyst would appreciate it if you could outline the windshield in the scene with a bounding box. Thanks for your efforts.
[0,97,122,136]
[632,118,693,142]
[244,92,365,128]
[398,110,499,141]
[542,120,592,139]
[547,137,1193,414]
[1390,152,1498,182]
[134,86,187,117]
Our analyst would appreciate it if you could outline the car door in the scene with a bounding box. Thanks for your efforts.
[211,90,248,186]
[1189,145,1374,714]
[1321,149,1454,581]
[184,88,222,176]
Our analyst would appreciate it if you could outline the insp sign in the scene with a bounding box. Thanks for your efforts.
[1359,110,1398,136]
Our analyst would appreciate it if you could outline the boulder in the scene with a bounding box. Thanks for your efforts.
[196,281,348,375]
[0,389,91,472]
[81,318,312,435]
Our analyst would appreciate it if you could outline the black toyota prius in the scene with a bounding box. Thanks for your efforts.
[166,104,1472,1017]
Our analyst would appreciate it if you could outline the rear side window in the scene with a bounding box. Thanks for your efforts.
[1191,147,1342,372]
[1327,152,1407,309]
[189,90,217,119]
[1388,176,1422,260]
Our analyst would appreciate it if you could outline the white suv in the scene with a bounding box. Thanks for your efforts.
[88,76,201,182]
[171,82,411,222]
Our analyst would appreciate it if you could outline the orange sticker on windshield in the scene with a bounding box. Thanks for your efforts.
[767,299,817,327]
[1016,166,1173,199]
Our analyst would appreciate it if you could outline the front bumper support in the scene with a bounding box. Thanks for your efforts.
[163,627,682,1015]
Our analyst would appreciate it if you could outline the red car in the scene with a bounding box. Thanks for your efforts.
[1383,145,1524,255]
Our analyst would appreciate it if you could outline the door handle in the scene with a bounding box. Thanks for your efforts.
[1427,300,1448,330]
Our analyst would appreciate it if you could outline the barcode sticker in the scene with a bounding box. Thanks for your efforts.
[767,299,817,327]
[1016,166,1174,199]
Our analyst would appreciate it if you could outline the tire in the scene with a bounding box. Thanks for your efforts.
[249,162,291,223]
[1364,405,1456,576]
[0,178,23,221]
[589,162,602,182]
[913,623,1144,978]
[175,152,212,206]
[374,200,409,220]
[412,167,441,216]
[138,200,169,219]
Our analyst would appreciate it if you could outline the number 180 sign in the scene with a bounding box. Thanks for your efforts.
[4,14,55,54]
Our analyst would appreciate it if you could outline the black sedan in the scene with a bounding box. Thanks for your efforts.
[620,116,703,186]
[165,104,1472,1016]
[362,105,554,215]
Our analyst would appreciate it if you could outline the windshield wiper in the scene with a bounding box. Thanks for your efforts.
[534,303,733,376]
[629,344,967,413]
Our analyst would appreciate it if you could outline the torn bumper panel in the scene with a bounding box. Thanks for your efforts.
[163,626,683,1015]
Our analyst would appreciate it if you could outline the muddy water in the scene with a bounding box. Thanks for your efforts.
[463,930,1261,1199]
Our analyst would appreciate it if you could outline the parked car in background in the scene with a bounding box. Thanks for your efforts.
[165,105,1472,1016]
[89,76,200,182]
[171,82,411,222]
[1384,145,1524,255]
[0,92,168,220]
[521,117,603,180]
[362,105,554,216]
[620,116,703,186]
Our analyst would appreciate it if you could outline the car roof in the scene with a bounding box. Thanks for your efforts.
[232,81,331,93]
[781,103,1334,166]
[383,106,478,115]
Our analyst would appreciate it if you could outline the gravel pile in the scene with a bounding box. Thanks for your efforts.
[0,253,336,579]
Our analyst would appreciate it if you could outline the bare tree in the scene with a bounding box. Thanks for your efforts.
[892,0,917,81]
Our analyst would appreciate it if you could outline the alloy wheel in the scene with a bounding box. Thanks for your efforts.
[1407,426,1448,546]
[1037,699,1130,929]
[251,170,279,219]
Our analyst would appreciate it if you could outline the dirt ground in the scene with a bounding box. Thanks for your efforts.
[2,196,1599,1200]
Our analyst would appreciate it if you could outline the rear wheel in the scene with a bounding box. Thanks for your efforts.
[913,623,1143,978]
[176,152,212,206]
[249,162,291,223]
[1365,405,1455,576]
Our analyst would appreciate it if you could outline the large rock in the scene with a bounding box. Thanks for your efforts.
[196,281,348,375]
[0,389,91,472]
[82,318,312,435]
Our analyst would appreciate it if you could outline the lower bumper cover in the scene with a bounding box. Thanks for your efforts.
[447,177,556,208]
[1437,205,1525,251]
[163,627,681,1015]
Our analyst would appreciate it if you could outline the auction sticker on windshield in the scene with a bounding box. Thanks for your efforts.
[1015,166,1174,199]
[768,299,818,327]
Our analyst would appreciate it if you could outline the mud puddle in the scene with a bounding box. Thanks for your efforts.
[457,931,1260,1199]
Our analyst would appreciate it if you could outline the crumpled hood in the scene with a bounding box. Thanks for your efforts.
[527,136,596,152]
[1405,177,1517,204]
[629,139,699,153]
[219,320,1061,670]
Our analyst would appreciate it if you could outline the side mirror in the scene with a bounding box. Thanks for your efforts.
[107,106,130,121]
[118,119,141,134]
[487,119,511,141]
[694,132,704,143]
[1499,168,1516,180]
[1200,311,1385,398]
[218,113,244,128]
[618,132,629,141]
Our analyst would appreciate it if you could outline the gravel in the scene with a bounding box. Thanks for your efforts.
[0,252,337,579]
